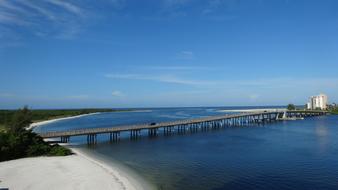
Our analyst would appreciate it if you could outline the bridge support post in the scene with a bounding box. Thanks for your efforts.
[87,134,97,145]
[148,128,158,138]
[60,136,69,143]
[130,130,136,140]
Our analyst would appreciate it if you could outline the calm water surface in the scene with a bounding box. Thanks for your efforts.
[35,107,338,190]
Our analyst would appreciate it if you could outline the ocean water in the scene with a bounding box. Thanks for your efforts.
[35,107,338,190]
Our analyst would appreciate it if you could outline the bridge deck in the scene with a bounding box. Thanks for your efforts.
[39,110,327,138]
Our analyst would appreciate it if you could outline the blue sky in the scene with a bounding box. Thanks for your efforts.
[0,0,338,109]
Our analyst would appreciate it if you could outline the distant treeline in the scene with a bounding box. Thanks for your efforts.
[330,108,338,114]
[327,104,338,114]
[0,108,131,126]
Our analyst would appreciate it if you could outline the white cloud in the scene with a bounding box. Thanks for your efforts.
[111,90,124,97]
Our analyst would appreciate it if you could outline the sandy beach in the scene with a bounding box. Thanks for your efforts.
[0,148,147,190]
[2,111,153,190]
[27,112,100,130]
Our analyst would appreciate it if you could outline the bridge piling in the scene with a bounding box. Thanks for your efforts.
[86,134,97,145]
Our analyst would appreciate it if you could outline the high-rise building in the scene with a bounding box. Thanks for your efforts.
[307,94,328,110]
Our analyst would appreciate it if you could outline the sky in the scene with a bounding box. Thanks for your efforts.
[0,0,338,109]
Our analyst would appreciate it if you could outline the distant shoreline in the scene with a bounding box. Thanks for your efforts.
[27,109,153,130]
[28,108,288,130]
[218,108,287,113]
[27,112,100,130]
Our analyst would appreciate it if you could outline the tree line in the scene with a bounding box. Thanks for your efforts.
[0,108,120,126]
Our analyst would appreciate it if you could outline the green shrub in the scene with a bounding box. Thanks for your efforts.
[48,145,72,156]
[287,104,296,110]
[0,107,72,162]
[27,143,51,157]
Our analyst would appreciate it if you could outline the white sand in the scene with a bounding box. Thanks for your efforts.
[218,108,286,113]
[0,149,146,190]
[27,112,100,130]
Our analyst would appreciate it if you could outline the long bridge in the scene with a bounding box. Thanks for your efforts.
[39,110,328,144]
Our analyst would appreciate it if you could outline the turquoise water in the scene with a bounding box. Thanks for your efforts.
[35,107,338,190]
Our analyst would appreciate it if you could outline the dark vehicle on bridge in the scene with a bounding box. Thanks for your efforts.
[150,122,157,126]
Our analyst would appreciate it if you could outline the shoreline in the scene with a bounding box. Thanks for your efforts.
[73,147,155,190]
[27,109,152,130]
[71,148,152,190]
[218,108,286,113]
[0,147,149,190]
[27,112,100,130]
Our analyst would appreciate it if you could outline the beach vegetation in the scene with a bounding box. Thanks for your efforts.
[287,104,296,110]
[0,108,127,126]
[0,107,72,162]
[329,108,338,114]
[326,103,338,114]
[0,124,6,133]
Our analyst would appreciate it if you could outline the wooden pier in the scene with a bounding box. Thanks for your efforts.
[39,110,327,144]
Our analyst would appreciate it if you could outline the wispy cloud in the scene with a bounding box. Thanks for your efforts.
[0,0,27,14]
[201,0,239,21]
[0,92,15,98]
[156,0,241,20]
[176,51,194,60]
[19,1,56,20]
[46,0,84,16]
[111,90,124,97]
[202,0,240,14]
[248,94,260,101]
[0,0,87,42]
[148,65,211,71]
[67,94,89,100]
[105,73,215,86]
[109,0,126,9]
[105,71,338,92]
[202,0,222,15]
[0,11,29,26]
[163,0,192,8]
